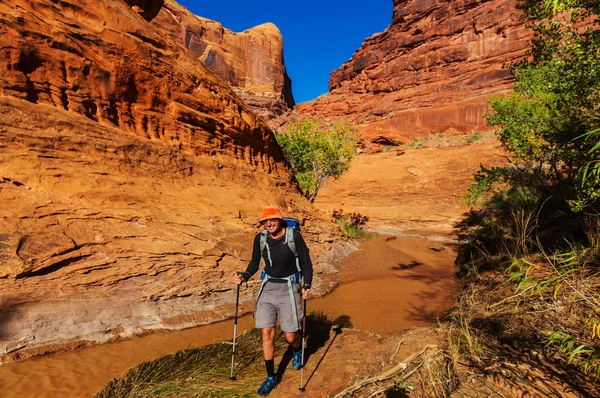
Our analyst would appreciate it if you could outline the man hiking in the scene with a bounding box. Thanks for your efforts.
[233,207,312,396]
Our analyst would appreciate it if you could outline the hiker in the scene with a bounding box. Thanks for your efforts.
[233,207,313,396]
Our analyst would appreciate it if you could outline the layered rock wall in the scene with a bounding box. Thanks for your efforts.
[274,0,531,143]
[0,0,343,361]
[154,0,295,120]
[0,0,282,165]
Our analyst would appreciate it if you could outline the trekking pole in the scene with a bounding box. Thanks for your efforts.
[299,298,307,392]
[230,281,241,380]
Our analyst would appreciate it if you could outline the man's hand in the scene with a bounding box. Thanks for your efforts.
[233,271,247,285]
[301,288,311,300]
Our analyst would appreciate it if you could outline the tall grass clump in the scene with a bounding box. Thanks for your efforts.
[331,209,369,238]
[94,329,272,398]
[95,314,337,398]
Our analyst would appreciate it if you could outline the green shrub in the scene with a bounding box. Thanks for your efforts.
[332,209,369,238]
[275,119,357,203]
[466,132,481,144]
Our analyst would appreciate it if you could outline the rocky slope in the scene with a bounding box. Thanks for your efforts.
[153,0,295,120]
[314,133,507,238]
[0,0,344,362]
[273,0,531,144]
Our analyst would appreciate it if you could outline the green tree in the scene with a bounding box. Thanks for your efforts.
[275,118,357,203]
[457,2,600,382]
[467,0,600,212]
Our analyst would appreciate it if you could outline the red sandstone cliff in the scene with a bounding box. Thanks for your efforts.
[0,0,283,160]
[0,0,344,361]
[153,0,295,121]
[273,0,531,144]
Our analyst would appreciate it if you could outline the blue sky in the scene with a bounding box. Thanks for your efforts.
[177,1,392,104]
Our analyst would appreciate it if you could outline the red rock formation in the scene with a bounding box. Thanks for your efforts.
[273,0,531,143]
[0,0,345,361]
[153,0,295,120]
[0,0,285,164]
[123,0,164,21]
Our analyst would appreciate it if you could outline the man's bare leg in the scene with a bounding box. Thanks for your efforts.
[262,327,276,360]
[283,331,301,349]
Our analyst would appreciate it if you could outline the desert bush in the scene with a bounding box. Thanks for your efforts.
[467,0,600,214]
[332,209,369,238]
[275,119,357,203]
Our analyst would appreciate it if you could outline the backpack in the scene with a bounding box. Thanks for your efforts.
[283,217,301,234]
[259,217,301,274]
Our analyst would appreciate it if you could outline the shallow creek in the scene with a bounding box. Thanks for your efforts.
[0,235,458,398]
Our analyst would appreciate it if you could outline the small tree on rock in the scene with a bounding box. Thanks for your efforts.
[276,118,357,203]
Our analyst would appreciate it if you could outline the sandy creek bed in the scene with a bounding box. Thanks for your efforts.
[0,235,457,397]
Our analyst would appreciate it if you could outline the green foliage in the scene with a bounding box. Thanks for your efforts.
[547,330,600,378]
[406,136,429,149]
[468,0,600,212]
[275,119,357,203]
[503,240,600,378]
[340,223,368,238]
[391,376,415,393]
[332,209,370,238]
[518,0,600,18]
[458,2,600,381]
[574,128,600,211]
[466,132,481,144]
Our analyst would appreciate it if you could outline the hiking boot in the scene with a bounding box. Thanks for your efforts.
[291,349,303,370]
[257,375,278,396]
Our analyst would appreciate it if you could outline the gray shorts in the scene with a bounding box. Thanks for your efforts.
[255,281,304,332]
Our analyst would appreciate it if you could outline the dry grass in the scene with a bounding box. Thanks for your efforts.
[94,328,271,398]
[95,313,335,398]
[433,251,600,397]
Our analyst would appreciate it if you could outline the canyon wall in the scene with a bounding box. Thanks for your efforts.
[274,0,531,144]
[153,0,295,120]
[0,0,344,362]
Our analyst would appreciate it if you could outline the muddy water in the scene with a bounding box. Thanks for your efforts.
[311,235,458,334]
[0,235,457,398]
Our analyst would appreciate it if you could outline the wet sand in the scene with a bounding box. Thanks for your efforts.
[0,235,457,398]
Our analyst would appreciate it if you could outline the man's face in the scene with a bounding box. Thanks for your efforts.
[263,218,282,235]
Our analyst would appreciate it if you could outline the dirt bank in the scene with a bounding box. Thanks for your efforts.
[314,133,507,238]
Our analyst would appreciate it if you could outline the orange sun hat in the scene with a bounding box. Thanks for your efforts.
[258,207,284,223]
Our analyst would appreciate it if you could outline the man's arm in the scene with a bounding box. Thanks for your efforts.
[234,233,261,284]
[295,232,313,291]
